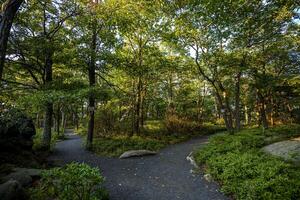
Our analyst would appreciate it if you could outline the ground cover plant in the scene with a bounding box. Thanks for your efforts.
[29,163,109,200]
[194,125,300,200]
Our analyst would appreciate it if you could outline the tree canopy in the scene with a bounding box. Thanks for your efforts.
[0,0,299,149]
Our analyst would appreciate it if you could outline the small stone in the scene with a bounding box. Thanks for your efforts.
[204,174,212,182]
[186,152,199,169]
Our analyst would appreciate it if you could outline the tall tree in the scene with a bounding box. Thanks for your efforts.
[5,0,79,149]
[0,0,23,80]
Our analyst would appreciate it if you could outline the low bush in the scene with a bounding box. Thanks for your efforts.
[33,128,62,151]
[92,122,225,157]
[194,125,300,200]
[29,163,109,200]
[164,114,201,134]
[93,135,165,157]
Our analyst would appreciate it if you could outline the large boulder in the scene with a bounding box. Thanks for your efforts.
[0,180,26,200]
[0,108,36,151]
[119,150,157,159]
[262,137,300,164]
[1,168,43,187]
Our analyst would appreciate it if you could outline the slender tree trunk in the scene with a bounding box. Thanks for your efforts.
[87,95,95,148]
[234,72,241,131]
[0,0,23,80]
[215,92,234,133]
[224,106,234,133]
[244,105,249,125]
[197,84,206,123]
[140,93,145,128]
[61,111,65,129]
[36,113,40,129]
[56,106,60,135]
[130,80,136,136]
[86,23,97,150]
[74,108,79,130]
[135,77,142,134]
[42,102,53,149]
[258,92,268,129]
[214,97,220,119]
[42,51,53,150]
[270,96,274,126]
[167,74,174,113]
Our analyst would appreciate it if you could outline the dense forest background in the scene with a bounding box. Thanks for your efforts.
[0,0,299,150]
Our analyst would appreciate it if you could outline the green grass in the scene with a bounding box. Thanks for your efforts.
[92,122,225,157]
[194,124,300,200]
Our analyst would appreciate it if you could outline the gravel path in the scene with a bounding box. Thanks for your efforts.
[50,130,228,200]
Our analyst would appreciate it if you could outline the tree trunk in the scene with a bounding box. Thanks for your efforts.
[130,80,136,136]
[135,77,142,135]
[42,103,53,149]
[36,113,40,129]
[270,96,274,126]
[0,0,23,80]
[86,23,97,150]
[61,111,65,129]
[197,84,206,123]
[215,92,234,133]
[42,51,53,150]
[167,74,174,113]
[244,105,249,125]
[258,92,268,129]
[140,94,145,128]
[234,72,241,131]
[87,95,95,149]
[56,106,60,135]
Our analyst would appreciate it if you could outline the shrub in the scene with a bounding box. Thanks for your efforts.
[29,163,109,200]
[164,114,201,134]
[194,125,300,200]
[33,128,60,151]
[92,135,165,157]
[94,103,132,136]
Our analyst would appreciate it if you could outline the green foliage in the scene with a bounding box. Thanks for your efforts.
[92,122,225,157]
[0,108,35,138]
[164,113,202,134]
[33,129,62,151]
[93,102,132,136]
[29,163,109,200]
[194,125,300,199]
[93,135,165,157]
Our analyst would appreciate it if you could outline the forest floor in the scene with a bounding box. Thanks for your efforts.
[49,129,229,200]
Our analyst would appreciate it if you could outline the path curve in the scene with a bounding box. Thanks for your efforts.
[50,130,228,200]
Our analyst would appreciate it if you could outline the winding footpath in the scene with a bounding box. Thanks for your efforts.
[50,130,229,200]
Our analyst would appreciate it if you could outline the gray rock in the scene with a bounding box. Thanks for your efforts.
[0,109,36,151]
[204,174,212,182]
[0,180,25,200]
[262,138,300,164]
[13,168,42,178]
[1,168,42,187]
[1,172,32,187]
[186,152,199,169]
[119,150,157,159]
